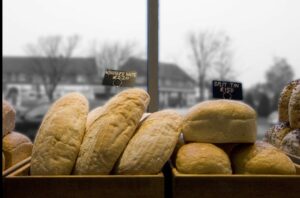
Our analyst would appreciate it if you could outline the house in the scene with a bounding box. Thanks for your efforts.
[2,56,99,106]
[2,56,196,108]
[120,58,196,107]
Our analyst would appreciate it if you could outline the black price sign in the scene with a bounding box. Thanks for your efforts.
[212,80,243,100]
[102,69,137,87]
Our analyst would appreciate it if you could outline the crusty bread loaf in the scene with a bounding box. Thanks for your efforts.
[86,106,103,131]
[3,132,33,169]
[278,80,300,122]
[231,141,296,174]
[74,88,150,175]
[289,84,300,128]
[115,110,183,175]
[30,92,88,175]
[2,100,16,137]
[182,100,257,143]
[280,129,300,157]
[176,143,232,174]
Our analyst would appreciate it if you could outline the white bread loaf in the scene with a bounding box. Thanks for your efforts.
[74,88,150,175]
[231,141,296,174]
[30,92,88,175]
[182,100,257,143]
[115,110,183,175]
[2,100,16,137]
[176,143,232,174]
[289,84,300,128]
[3,132,33,169]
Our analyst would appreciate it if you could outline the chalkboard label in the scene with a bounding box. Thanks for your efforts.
[102,69,137,87]
[212,80,243,100]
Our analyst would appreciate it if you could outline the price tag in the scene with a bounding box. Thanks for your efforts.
[102,69,137,87]
[212,80,243,100]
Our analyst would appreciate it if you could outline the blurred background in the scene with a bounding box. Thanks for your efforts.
[3,0,300,141]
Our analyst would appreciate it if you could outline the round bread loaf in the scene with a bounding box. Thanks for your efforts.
[289,84,300,128]
[74,88,150,175]
[280,129,300,157]
[268,122,292,148]
[30,92,88,175]
[86,106,103,132]
[2,100,16,137]
[278,80,300,122]
[115,110,183,175]
[176,143,232,174]
[231,141,296,174]
[182,99,257,143]
[3,132,33,169]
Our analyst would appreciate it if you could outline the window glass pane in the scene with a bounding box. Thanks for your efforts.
[3,0,147,140]
[160,0,300,139]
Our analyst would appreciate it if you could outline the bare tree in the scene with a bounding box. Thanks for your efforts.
[92,41,138,97]
[188,30,234,101]
[26,35,80,101]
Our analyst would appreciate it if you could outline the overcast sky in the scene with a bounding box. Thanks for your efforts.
[3,0,300,88]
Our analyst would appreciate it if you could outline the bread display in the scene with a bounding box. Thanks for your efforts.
[278,80,300,122]
[30,92,88,175]
[280,129,300,156]
[175,143,232,174]
[289,84,300,129]
[74,88,150,175]
[2,100,16,137]
[231,141,296,174]
[182,99,257,143]
[115,110,183,175]
[3,132,33,169]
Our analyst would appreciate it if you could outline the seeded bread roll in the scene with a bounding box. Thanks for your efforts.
[115,110,183,175]
[30,92,88,175]
[289,84,300,128]
[268,122,292,148]
[231,141,296,174]
[3,132,33,169]
[278,80,300,122]
[280,129,300,157]
[74,88,150,175]
[182,100,257,143]
[176,143,232,174]
[2,100,16,137]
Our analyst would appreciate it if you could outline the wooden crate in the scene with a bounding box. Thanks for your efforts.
[3,157,164,198]
[170,163,300,198]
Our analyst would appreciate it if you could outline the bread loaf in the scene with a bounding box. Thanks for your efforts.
[176,143,232,174]
[115,110,183,175]
[231,141,296,174]
[2,152,5,171]
[30,92,88,175]
[182,100,257,143]
[289,84,300,128]
[74,88,150,175]
[280,129,300,157]
[278,80,300,122]
[3,132,33,169]
[86,106,103,131]
[2,100,16,137]
[268,122,292,148]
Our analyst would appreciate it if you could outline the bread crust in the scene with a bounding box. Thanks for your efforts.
[183,100,257,143]
[74,88,150,175]
[278,80,300,122]
[2,100,16,137]
[176,143,232,174]
[30,92,88,175]
[289,84,300,128]
[231,141,296,174]
[3,132,33,169]
[115,110,183,175]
